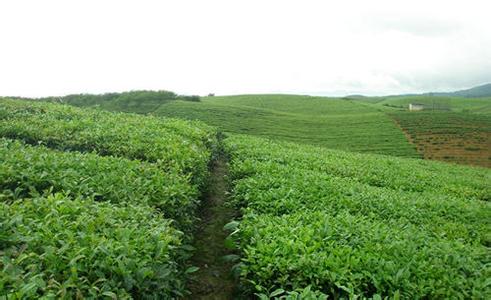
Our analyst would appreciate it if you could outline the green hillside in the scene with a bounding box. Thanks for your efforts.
[374,95,491,113]
[28,91,491,167]
[28,92,420,158]
[154,95,419,158]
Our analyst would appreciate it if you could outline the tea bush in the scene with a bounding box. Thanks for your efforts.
[0,138,198,231]
[0,194,185,299]
[0,99,219,298]
[0,99,217,186]
[224,135,491,299]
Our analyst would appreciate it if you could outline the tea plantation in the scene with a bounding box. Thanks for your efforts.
[42,93,420,158]
[0,99,218,298]
[387,111,491,167]
[1,98,490,299]
[224,135,490,299]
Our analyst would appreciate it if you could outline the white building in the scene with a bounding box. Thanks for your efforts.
[409,103,424,111]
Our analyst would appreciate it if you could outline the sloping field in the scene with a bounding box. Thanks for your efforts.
[155,95,419,158]
[353,96,491,167]
[389,111,491,168]
[376,95,491,113]
[0,99,218,298]
[224,135,490,299]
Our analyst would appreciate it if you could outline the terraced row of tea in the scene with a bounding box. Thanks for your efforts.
[224,135,490,299]
[0,99,217,298]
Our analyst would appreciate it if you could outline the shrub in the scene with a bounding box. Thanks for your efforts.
[0,138,198,231]
[224,135,491,298]
[0,99,217,187]
[0,194,185,299]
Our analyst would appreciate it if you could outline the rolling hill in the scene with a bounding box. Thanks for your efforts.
[152,95,426,158]
[49,93,420,158]
[429,83,491,98]
[23,90,491,167]
[378,83,491,99]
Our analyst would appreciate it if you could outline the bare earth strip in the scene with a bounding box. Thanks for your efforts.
[185,156,238,299]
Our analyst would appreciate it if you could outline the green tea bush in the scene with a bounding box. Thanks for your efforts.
[230,164,489,244]
[224,135,491,298]
[0,138,198,231]
[0,99,220,298]
[226,135,490,201]
[0,99,217,186]
[0,194,185,299]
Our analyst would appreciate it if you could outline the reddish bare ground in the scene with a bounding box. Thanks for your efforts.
[389,111,491,168]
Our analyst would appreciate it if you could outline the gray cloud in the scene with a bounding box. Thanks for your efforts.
[365,14,462,37]
[0,0,489,97]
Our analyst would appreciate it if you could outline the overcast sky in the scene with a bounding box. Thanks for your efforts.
[1,0,490,97]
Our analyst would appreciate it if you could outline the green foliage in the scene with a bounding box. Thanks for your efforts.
[45,90,178,114]
[224,135,491,298]
[0,193,184,299]
[35,90,201,113]
[0,138,198,231]
[226,135,490,201]
[154,94,420,158]
[176,95,201,102]
[0,99,219,298]
[0,98,216,186]
[33,92,419,158]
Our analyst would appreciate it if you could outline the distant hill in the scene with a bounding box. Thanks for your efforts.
[378,83,491,99]
[426,83,491,98]
[39,90,200,114]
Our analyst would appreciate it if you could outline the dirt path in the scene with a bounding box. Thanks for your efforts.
[186,156,238,299]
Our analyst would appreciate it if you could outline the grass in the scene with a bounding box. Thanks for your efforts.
[186,156,238,299]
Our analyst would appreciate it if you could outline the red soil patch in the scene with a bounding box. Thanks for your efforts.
[390,112,491,168]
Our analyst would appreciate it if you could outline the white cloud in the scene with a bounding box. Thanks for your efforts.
[0,0,490,97]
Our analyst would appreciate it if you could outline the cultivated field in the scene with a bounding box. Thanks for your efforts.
[224,135,490,299]
[388,111,491,167]
[39,92,491,168]
[0,99,218,298]
[359,96,491,167]
[154,95,420,158]
[1,94,489,299]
